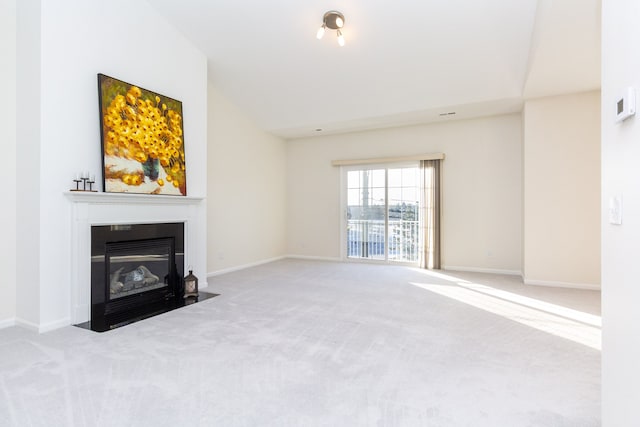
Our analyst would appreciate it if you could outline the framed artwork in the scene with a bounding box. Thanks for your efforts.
[97,74,187,195]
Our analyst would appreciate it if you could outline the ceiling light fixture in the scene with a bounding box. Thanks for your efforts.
[316,10,345,46]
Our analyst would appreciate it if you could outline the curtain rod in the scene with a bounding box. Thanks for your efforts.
[331,153,445,167]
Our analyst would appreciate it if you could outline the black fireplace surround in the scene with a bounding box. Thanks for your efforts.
[90,222,185,332]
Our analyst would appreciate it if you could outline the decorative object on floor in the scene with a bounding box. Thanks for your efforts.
[184,267,199,298]
[97,74,187,196]
[70,171,97,192]
[316,10,345,46]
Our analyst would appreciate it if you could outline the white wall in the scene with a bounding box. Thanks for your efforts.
[15,0,41,328]
[287,114,523,274]
[0,0,17,327]
[523,91,601,288]
[19,0,208,331]
[207,86,287,274]
[602,1,640,425]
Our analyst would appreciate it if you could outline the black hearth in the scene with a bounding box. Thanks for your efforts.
[90,223,184,332]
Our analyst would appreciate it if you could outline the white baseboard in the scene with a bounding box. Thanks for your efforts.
[14,317,40,332]
[38,317,72,333]
[207,255,347,278]
[524,278,601,291]
[15,317,72,333]
[207,256,287,277]
[0,318,16,330]
[443,265,522,276]
[285,255,343,263]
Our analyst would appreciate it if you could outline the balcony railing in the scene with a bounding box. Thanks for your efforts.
[347,220,420,262]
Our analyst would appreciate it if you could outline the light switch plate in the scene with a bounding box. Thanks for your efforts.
[609,196,622,225]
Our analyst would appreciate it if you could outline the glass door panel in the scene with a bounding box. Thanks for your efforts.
[346,165,420,263]
[347,169,386,259]
[387,167,420,262]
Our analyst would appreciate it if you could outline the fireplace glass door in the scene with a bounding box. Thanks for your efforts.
[105,237,174,301]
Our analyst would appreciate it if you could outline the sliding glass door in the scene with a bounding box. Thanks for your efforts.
[345,164,421,263]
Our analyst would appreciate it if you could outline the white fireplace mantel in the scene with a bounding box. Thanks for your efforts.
[65,191,206,325]
[64,191,204,206]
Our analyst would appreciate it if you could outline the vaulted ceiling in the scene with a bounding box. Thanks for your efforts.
[146,0,601,139]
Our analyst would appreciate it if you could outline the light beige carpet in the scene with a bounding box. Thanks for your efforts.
[0,259,600,426]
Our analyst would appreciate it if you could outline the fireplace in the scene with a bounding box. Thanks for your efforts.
[90,222,184,331]
[66,192,207,331]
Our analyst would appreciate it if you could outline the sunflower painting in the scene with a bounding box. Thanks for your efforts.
[98,74,186,195]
